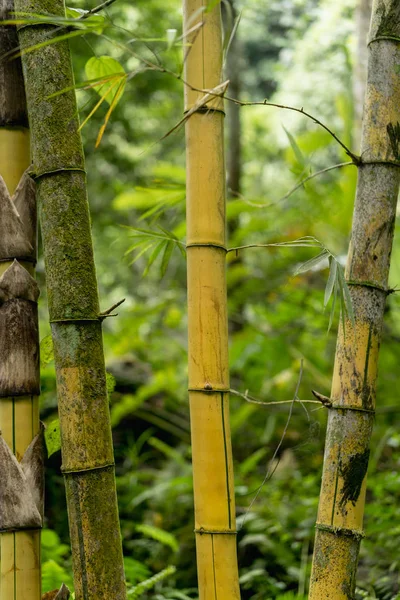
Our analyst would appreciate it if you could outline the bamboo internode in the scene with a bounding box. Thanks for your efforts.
[184,1,241,598]
[309,2,400,597]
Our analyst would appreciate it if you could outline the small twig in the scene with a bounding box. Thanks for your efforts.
[230,388,320,407]
[277,161,355,204]
[99,298,125,321]
[80,0,118,18]
[239,360,304,529]
[311,389,332,408]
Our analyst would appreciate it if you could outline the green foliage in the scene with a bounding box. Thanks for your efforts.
[37,0,400,598]
[40,335,54,368]
[45,419,61,458]
[41,530,73,593]
[128,565,176,598]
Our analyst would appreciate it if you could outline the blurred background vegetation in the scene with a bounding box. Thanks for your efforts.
[38,0,400,598]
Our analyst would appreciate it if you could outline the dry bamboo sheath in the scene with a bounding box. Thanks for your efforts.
[14,0,127,597]
[309,2,400,598]
[184,1,241,598]
[0,1,43,598]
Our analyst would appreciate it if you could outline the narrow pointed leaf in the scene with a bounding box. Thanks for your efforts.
[294,250,329,276]
[324,257,337,308]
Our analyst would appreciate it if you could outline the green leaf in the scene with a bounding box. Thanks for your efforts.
[106,372,116,395]
[294,250,329,276]
[45,419,61,458]
[327,277,339,333]
[136,524,179,553]
[205,0,222,11]
[160,240,174,277]
[143,240,167,276]
[324,257,337,308]
[85,56,126,106]
[40,335,54,368]
[283,125,306,168]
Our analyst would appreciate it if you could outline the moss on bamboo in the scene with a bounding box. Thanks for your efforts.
[15,0,126,596]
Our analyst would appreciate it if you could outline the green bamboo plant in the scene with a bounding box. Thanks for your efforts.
[309,1,400,597]
[14,0,127,597]
[0,1,43,598]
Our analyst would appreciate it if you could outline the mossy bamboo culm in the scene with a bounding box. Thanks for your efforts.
[309,2,400,597]
[0,1,43,598]
[184,1,241,598]
[15,0,126,597]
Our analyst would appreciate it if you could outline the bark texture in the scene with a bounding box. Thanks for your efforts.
[14,0,126,597]
[309,2,400,598]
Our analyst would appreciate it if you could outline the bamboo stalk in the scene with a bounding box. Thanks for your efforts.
[0,1,42,598]
[309,2,400,598]
[183,2,241,598]
[14,0,126,597]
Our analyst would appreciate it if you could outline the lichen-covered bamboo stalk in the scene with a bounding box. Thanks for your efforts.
[0,2,43,598]
[183,1,241,598]
[309,2,400,598]
[14,0,126,597]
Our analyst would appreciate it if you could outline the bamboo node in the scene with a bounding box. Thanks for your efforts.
[31,167,86,180]
[188,387,230,393]
[315,523,365,540]
[330,404,375,415]
[61,461,115,474]
[346,280,388,294]
[368,35,400,46]
[194,528,237,535]
[186,242,227,251]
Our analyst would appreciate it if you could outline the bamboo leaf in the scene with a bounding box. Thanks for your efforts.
[136,524,179,553]
[45,420,61,458]
[205,0,222,11]
[160,241,174,277]
[327,277,339,334]
[143,240,167,276]
[283,125,306,168]
[85,56,126,106]
[337,266,355,324]
[324,257,337,308]
[128,243,155,265]
[294,250,329,276]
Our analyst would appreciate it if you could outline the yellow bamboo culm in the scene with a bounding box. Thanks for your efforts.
[0,130,41,600]
[184,1,241,598]
[309,1,400,598]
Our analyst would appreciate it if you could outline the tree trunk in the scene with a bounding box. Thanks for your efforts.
[14,0,126,597]
[309,2,400,598]
[183,1,241,598]
[353,0,373,149]
[0,2,43,598]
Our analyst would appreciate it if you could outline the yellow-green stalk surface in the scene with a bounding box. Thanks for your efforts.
[309,2,400,597]
[184,1,241,598]
[14,0,126,597]
[0,1,42,598]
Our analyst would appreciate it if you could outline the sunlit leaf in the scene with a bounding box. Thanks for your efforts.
[324,257,337,308]
[85,56,126,106]
[45,419,61,458]
[40,335,54,368]
[294,250,329,275]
